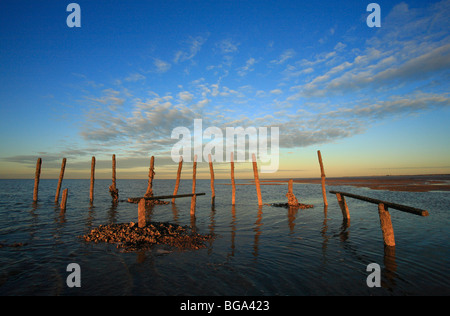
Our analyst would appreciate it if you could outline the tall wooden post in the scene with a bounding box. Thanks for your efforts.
[190,155,197,215]
[172,156,183,204]
[378,203,395,247]
[60,188,68,211]
[231,152,236,205]
[109,154,119,203]
[145,156,155,198]
[33,158,42,202]
[286,179,299,206]
[90,156,95,204]
[317,150,328,206]
[55,158,67,203]
[138,198,146,228]
[208,154,215,206]
[252,153,263,206]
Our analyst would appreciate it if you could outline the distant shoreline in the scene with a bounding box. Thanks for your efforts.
[2,174,450,192]
[260,174,450,192]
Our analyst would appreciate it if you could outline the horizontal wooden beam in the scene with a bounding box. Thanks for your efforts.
[329,190,429,217]
[127,192,205,203]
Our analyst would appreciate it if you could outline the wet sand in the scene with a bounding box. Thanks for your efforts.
[259,174,450,192]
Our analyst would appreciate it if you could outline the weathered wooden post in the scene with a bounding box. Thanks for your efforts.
[145,156,155,198]
[33,158,42,202]
[286,179,299,206]
[60,188,68,211]
[378,203,395,247]
[138,198,146,228]
[109,154,119,203]
[208,154,215,206]
[335,192,350,220]
[190,155,197,215]
[317,150,328,206]
[55,158,67,204]
[171,156,183,204]
[252,153,263,206]
[90,156,95,204]
[231,152,236,205]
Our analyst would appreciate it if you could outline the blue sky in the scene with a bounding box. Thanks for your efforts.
[0,0,449,179]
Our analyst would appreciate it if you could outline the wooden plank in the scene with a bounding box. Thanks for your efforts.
[329,190,429,216]
[127,193,206,203]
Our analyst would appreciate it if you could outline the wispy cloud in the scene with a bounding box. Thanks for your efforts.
[174,35,209,63]
[153,58,171,73]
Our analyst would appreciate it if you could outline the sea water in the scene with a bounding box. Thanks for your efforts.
[0,179,448,295]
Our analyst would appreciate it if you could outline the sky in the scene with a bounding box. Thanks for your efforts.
[0,0,449,179]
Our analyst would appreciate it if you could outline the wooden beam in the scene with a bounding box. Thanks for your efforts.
[329,190,429,216]
[127,192,205,203]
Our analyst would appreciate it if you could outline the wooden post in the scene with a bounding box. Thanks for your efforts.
[335,192,350,220]
[109,154,119,203]
[33,158,42,202]
[55,158,67,204]
[138,198,146,228]
[378,203,395,247]
[252,153,263,206]
[190,155,197,215]
[231,152,236,205]
[145,156,155,198]
[60,188,68,211]
[317,150,328,206]
[286,179,299,206]
[208,154,215,206]
[90,156,95,204]
[172,156,183,203]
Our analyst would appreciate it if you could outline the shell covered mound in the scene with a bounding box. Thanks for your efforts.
[80,222,214,252]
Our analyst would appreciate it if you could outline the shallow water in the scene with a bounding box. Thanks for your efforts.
[0,178,449,295]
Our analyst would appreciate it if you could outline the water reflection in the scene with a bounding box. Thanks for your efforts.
[253,206,263,260]
[228,205,237,257]
[107,201,119,224]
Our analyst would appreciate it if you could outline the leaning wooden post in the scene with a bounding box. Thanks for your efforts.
[145,156,155,198]
[231,152,236,205]
[138,198,146,228]
[109,154,119,203]
[208,154,215,206]
[190,155,197,215]
[171,156,183,204]
[60,188,68,211]
[335,192,350,220]
[55,158,67,204]
[378,203,395,247]
[317,150,328,206]
[33,158,42,202]
[90,156,95,204]
[252,153,263,206]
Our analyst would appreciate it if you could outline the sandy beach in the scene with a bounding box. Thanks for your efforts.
[257,174,450,192]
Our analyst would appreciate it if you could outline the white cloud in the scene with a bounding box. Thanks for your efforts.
[270,89,283,95]
[174,35,208,63]
[237,57,257,76]
[216,39,239,54]
[271,49,295,65]
[153,58,171,73]
[124,73,146,82]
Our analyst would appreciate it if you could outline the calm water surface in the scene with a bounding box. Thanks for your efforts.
[0,179,449,295]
